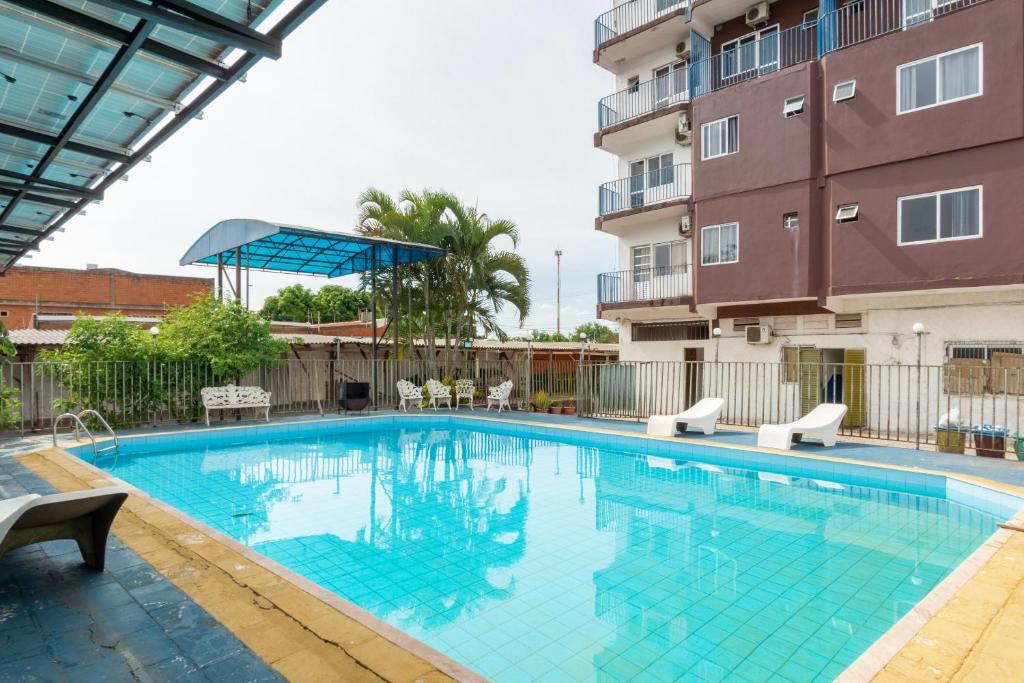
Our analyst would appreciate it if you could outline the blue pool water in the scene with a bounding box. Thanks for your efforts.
[86,418,1012,682]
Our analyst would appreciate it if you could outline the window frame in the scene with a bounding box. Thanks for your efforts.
[783,95,805,118]
[783,212,799,230]
[833,79,857,102]
[896,43,983,115]
[700,115,739,161]
[836,203,859,223]
[897,185,983,246]
[802,8,819,28]
[700,222,739,266]
[720,24,781,79]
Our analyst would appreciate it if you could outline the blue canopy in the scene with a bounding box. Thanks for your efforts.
[179,219,444,276]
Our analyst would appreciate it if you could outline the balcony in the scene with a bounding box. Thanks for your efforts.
[594,0,691,69]
[597,265,693,317]
[820,0,985,54]
[598,70,689,132]
[598,163,691,234]
[691,22,817,98]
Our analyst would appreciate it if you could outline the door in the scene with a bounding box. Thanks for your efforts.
[629,160,645,209]
[684,348,704,409]
[631,245,651,300]
[644,153,675,204]
[652,241,686,298]
[757,26,780,73]
[798,347,823,417]
[842,349,866,428]
[654,61,687,108]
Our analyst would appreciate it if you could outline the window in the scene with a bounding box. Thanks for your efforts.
[633,321,710,342]
[802,8,819,28]
[783,95,805,117]
[631,245,651,271]
[628,154,675,207]
[836,203,859,223]
[898,44,981,114]
[701,115,738,160]
[732,317,759,332]
[835,313,863,329]
[904,0,959,27]
[645,153,675,188]
[898,186,982,245]
[721,25,780,79]
[0,310,7,317]
[947,342,1024,361]
[783,212,799,230]
[783,346,800,382]
[833,80,857,102]
[701,223,739,265]
[626,75,640,94]
[654,61,688,106]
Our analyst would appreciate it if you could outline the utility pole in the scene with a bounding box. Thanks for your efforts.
[555,249,563,336]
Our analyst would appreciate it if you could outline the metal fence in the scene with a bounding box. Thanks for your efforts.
[691,23,817,99]
[598,70,688,130]
[599,163,692,216]
[0,358,578,434]
[819,0,986,56]
[597,265,692,304]
[577,360,1023,454]
[594,0,689,49]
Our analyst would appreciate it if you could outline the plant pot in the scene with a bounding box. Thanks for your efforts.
[562,405,576,416]
[973,433,1006,458]
[935,429,966,455]
[549,406,563,415]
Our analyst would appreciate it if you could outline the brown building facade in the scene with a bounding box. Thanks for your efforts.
[0,266,213,330]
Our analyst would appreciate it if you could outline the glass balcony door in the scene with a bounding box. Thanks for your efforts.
[654,61,688,108]
[721,25,780,81]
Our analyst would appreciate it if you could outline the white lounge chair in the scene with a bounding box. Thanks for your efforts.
[454,379,475,410]
[646,398,726,437]
[396,380,422,412]
[0,487,128,571]
[426,379,452,410]
[757,403,849,450]
[486,380,513,412]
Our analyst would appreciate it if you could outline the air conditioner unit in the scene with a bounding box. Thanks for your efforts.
[678,214,692,236]
[675,113,692,144]
[675,38,691,60]
[746,325,773,344]
[746,1,770,27]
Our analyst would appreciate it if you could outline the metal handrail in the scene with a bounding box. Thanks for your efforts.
[598,163,692,216]
[52,410,119,456]
[595,0,690,49]
[598,70,689,130]
[598,264,692,304]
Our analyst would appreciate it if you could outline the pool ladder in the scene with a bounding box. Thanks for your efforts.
[52,410,120,457]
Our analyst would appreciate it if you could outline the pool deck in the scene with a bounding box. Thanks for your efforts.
[2,410,1024,682]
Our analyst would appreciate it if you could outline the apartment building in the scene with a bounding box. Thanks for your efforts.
[593,0,1024,373]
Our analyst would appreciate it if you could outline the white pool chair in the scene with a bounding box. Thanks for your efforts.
[646,398,726,437]
[757,472,792,485]
[486,381,513,412]
[396,380,423,412]
[757,403,849,450]
[0,487,128,571]
[454,379,476,410]
[646,456,685,472]
[425,379,452,410]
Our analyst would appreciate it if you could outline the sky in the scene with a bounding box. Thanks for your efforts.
[28,0,618,337]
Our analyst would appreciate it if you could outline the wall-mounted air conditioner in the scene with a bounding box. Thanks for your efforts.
[679,214,691,236]
[676,38,691,61]
[746,2,770,27]
[675,113,692,144]
[746,325,773,344]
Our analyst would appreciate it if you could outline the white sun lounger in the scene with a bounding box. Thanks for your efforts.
[0,487,128,570]
[757,403,849,450]
[646,398,726,437]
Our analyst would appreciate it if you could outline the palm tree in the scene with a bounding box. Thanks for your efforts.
[355,189,531,367]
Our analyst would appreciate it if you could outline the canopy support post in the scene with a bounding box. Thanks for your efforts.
[216,253,223,301]
[391,258,399,360]
[370,244,378,409]
[234,247,242,304]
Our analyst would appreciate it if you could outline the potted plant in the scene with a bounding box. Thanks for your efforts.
[549,401,563,415]
[562,400,577,416]
[532,390,551,413]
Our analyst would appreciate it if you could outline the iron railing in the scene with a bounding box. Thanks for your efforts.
[597,265,692,304]
[599,70,689,130]
[819,0,986,55]
[0,358,580,434]
[595,0,690,49]
[691,23,817,98]
[599,163,692,216]
[577,360,1024,454]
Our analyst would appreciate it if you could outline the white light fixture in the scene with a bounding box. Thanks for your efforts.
[579,333,588,341]
[712,327,722,337]
[912,322,925,335]
[149,326,160,337]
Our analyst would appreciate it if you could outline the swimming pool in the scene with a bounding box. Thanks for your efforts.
[74,416,1022,682]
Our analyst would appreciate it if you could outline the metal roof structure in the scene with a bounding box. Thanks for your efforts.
[0,0,326,271]
[179,218,446,276]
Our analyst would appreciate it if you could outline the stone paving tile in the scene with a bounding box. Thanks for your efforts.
[0,456,283,682]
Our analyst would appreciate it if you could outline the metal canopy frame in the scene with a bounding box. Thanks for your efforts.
[181,218,447,406]
[0,0,326,271]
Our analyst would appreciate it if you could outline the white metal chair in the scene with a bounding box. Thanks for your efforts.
[454,379,476,410]
[486,380,513,412]
[396,380,423,412]
[426,379,452,410]
[757,403,849,450]
[647,398,726,437]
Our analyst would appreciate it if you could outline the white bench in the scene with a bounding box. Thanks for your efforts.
[201,385,271,426]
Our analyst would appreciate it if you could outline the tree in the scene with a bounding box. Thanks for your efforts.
[575,322,619,344]
[529,330,570,342]
[159,296,289,380]
[259,283,316,322]
[312,285,372,323]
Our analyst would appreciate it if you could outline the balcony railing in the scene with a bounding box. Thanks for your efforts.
[820,0,986,55]
[598,264,692,305]
[599,70,689,130]
[691,22,817,98]
[599,163,692,216]
[595,0,690,49]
